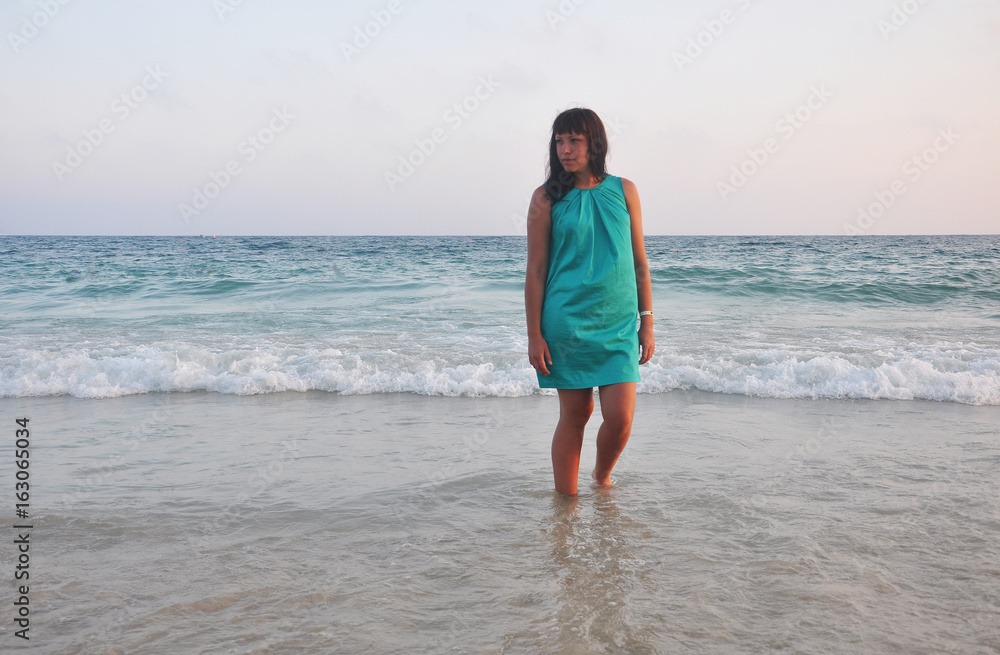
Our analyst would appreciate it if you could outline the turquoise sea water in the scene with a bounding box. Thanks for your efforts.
[3,234,998,403]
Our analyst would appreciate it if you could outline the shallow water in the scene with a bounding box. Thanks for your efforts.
[8,391,998,653]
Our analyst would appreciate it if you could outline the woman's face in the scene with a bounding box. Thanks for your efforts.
[555,132,589,174]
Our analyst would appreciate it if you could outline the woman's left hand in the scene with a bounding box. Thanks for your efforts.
[638,322,655,365]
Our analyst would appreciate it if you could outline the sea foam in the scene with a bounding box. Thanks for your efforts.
[3,341,997,404]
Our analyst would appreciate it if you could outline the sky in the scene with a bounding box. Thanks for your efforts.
[1,0,997,236]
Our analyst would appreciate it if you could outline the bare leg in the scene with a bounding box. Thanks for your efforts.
[592,382,636,487]
[552,388,594,496]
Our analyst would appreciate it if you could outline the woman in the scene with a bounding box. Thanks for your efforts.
[525,107,655,496]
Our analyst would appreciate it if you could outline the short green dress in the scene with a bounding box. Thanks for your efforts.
[537,175,640,389]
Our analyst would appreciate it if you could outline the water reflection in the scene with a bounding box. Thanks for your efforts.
[542,490,660,654]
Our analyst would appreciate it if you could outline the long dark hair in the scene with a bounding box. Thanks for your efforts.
[544,108,610,204]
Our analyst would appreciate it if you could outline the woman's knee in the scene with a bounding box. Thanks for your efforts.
[598,384,635,435]
[559,392,594,426]
[601,407,633,435]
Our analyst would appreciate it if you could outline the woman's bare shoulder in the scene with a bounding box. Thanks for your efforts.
[619,177,641,203]
[530,184,551,207]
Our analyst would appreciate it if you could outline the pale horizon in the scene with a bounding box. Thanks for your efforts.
[2,0,997,236]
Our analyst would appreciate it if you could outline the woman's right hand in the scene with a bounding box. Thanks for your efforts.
[529,335,552,376]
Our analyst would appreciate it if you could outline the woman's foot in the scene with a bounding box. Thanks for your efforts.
[591,468,614,489]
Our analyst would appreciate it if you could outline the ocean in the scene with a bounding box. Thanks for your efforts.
[2,235,999,403]
[1,235,998,654]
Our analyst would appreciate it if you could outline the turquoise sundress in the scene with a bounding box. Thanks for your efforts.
[537,175,640,389]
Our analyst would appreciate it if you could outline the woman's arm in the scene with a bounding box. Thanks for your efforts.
[621,178,656,365]
[525,185,553,376]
